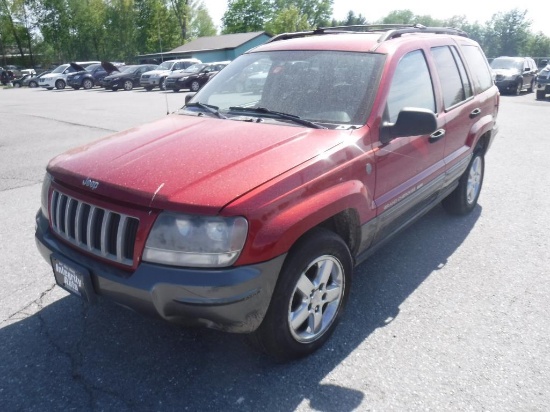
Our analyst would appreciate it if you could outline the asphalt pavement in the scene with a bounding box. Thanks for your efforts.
[0,86,549,411]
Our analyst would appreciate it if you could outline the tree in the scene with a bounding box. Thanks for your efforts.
[265,5,309,35]
[187,1,216,40]
[221,0,271,34]
[330,10,367,27]
[484,9,531,57]
[272,0,332,28]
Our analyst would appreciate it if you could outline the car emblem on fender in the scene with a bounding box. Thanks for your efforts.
[82,178,99,190]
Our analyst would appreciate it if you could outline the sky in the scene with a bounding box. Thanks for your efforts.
[201,0,548,37]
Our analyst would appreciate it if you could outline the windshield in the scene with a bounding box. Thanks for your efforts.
[158,61,174,70]
[86,64,101,72]
[52,64,69,74]
[120,65,138,73]
[185,64,207,73]
[183,50,384,129]
[490,58,522,71]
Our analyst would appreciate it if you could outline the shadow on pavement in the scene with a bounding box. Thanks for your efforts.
[0,204,481,411]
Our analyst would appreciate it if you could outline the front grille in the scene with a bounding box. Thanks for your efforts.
[50,190,139,266]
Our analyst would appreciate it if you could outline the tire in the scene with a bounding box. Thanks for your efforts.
[123,80,133,91]
[528,79,535,93]
[249,228,352,361]
[442,150,484,215]
[14,82,21,88]
[46,87,54,90]
[173,88,180,93]
[111,87,118,91]
[55,79,66,89]
[28,81,37,88]
[536,90,546,100]
[72,86,80,90]
[83,79,93,89]
[159,78,166,91]
[514,81,522,96]
[145,86,153,91]
[190,80,201,92]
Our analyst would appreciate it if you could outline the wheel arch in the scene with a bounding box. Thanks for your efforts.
[233,180,371,266]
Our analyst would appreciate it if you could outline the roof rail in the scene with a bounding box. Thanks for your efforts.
[266,24,468,44]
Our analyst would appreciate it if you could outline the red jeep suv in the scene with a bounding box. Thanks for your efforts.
[35,25,499,361]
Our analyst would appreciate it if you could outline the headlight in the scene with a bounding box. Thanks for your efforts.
[176,76,188,83]
[40,172,53,220]
[143,212,248,268]
[74,75,82,79]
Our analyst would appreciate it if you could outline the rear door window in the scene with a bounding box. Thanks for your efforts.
[432,46,472,109]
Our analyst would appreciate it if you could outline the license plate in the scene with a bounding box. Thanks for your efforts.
[51,256,96,303]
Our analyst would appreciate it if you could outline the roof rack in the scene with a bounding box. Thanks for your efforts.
[267,24,469,44]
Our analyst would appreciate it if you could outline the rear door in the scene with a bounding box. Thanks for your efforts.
[373,49,446,238]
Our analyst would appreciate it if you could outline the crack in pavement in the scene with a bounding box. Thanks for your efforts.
[0,111,118,133]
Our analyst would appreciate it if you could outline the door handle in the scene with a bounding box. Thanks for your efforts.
[469,108,482,118]
[429,128,445,143]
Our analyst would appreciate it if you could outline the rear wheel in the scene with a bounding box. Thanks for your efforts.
[28,80,38,88]
[528,79,535,93]
[249,228,352,361]
[536,90,546,100]
[13,82,21,88]
[123,80,133,91]
[442,149,484,215]
[55,79,66,89]
[83,79,93,89]
[144,86,153,91]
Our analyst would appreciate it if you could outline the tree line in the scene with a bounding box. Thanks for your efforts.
[1,0,549,70]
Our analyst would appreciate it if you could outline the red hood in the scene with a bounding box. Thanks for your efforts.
[48,114,348,214]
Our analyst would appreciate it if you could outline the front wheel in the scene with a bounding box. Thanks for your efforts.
[13,83,21,88]
[159,78,166,91]
[528,79,535,93]
[83,79,93,89]
[28,81,38,88]
[55,79,66,89]
[190,80,201,92]
[536,90,546,100]
[514,81,522,96]
[249,228,352,361]
[144,86,153,91]
[442,150,484,215]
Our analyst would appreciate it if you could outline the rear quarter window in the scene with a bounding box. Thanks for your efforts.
[460,44,494,93]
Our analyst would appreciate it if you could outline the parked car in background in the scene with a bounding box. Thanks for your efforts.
[140,59,201,91]
[535,63,550,100]
[1,69,15,85]
[165,61,229,92]
[490,56,538,95]
[101,64,158,91]
[27,71,52,88]
[12,73,37,88]
[67,62,124,90]
[39,61,100,90]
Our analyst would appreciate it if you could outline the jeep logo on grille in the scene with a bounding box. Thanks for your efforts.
[82,178,99,190]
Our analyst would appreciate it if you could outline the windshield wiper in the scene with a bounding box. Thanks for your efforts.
[185,102,226,119]
[228,106,326,129]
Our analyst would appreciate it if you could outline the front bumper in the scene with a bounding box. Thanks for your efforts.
[140,77,161,87]
[494,79,516,92]
[35,210,284,333]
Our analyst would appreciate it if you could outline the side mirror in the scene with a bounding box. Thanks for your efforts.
[185,92,197,105]
[380,108,437,144]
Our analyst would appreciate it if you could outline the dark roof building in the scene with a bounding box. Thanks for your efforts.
[137,31,272,64]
